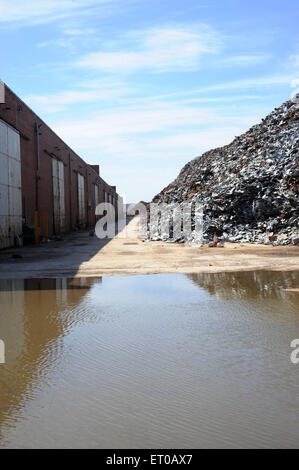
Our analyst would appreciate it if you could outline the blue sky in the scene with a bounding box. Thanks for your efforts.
[0,0,298,202]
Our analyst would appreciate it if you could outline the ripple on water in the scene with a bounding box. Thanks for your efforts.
[0,272,298,448]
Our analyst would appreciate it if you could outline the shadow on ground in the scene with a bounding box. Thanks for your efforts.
[0,218,134,279]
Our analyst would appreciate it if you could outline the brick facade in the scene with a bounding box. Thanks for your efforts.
[0,84,119,239]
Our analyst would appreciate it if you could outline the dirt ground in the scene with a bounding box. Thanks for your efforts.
[0,216,298,279]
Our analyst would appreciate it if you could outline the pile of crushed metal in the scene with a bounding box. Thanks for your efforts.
[150,100,299,245]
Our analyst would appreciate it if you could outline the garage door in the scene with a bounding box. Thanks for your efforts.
[0,119,22,248]
[77,173,85,226]
[52,158,65,234]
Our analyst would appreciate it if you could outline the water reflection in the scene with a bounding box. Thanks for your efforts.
[0,277,102,292]
[188,270,299,302]
[0,277,102,442]
[0,272,298,448]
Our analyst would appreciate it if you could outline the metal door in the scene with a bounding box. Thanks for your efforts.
[77,173,85,226]
[52,158,65,233]
[94,184,99,206]
[0,119,22,248]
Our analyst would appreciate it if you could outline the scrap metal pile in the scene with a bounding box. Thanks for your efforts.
[151,100,299,245]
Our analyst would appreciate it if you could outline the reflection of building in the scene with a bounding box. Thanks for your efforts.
[0,277,101,440]
[0,280,25,367]
[187,271,299,302]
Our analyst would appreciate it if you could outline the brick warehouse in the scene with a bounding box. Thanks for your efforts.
[0,83,120,249]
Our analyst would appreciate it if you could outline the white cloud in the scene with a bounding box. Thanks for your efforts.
[0,0,116,25]
[125,75,293,104]
[37,24,98,52]
[25,84,133,113]
[24,79,270,115]
[37,38,76,50]
[145,127,253,152]
[122,94,265,106]
[48,103,259,201]
[221,55,269,66]
[48,102,259,162]
[63,27,97,36]
[76,25,221,73]
[49,103,223,141]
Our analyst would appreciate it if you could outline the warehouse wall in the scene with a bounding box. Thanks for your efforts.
[0,84,119,247]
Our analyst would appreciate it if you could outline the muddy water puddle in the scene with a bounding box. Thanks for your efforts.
[0,271,298,448]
